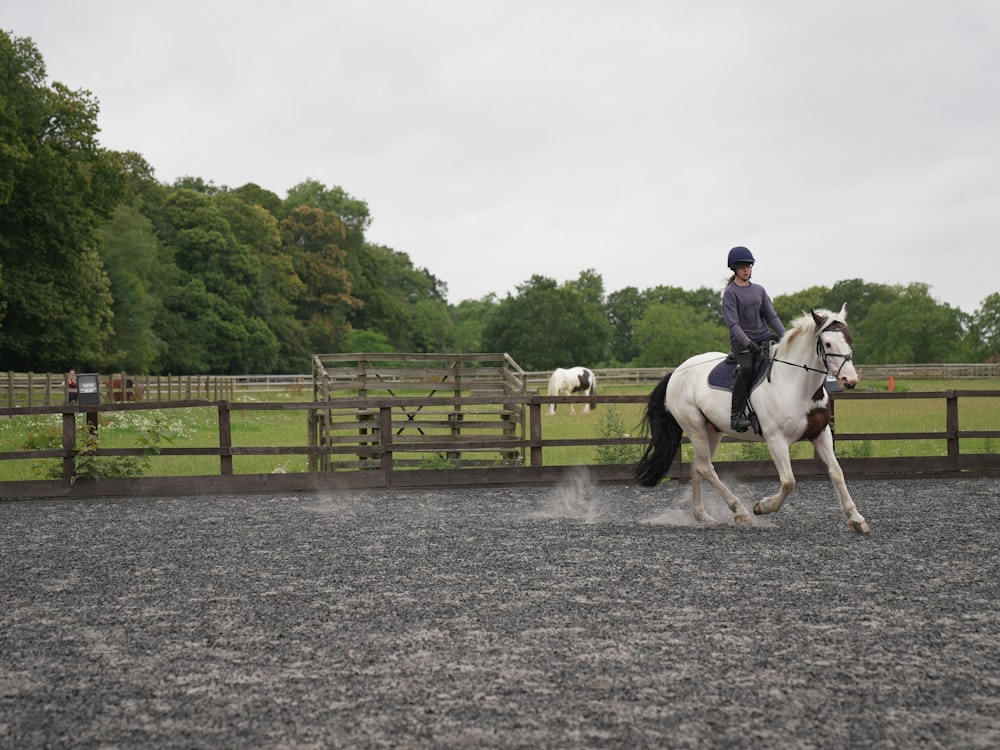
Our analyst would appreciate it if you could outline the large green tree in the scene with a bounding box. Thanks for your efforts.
[773,279,900,335]
[149,188,279,373]
[829,279,901,324]
[350,244,450,352]
[98,206,165,371]
[605,284,724,365]
[856,284,970,363]
[605,286,646,364]
[228,182,283,217]
[284,179,370,284]
[281,205,361,354]
[158,278,277,373]
[284,179,371,233]
[633,302,728,367]
[448,296,495,354]
[217,190,309,371]
[773,285,837,325]
[481,274,611,370]
[968,293,1000,361]
[0,31,123,370]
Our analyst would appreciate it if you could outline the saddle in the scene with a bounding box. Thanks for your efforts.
[707,352,771,393]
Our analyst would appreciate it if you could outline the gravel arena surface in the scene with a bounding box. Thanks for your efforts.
[2,473,999,749]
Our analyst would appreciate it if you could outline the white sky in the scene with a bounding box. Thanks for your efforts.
[7,1,999,313]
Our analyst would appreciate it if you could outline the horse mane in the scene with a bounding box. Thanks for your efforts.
[782,313,809,347]
[783,307,844,346]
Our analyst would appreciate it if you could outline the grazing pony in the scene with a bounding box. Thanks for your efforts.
[632,305,869,533]
[547,366,597,415]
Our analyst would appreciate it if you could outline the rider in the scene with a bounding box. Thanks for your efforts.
[722,246,786,432]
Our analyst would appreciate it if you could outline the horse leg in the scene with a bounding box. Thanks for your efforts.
[689,468,712,524]
[812,429,870,534]
[689,426,753,525]
[753,437,796,515]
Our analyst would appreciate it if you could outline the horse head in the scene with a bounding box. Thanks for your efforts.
[812,303,858,389]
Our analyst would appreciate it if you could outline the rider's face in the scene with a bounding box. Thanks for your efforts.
[734,263,753,280]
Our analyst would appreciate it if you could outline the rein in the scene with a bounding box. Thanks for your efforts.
[768,321,854,381]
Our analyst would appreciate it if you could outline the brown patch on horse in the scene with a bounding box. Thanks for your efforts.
[800,405,831,442]
[573,370,591,393]
[823,321,854,347]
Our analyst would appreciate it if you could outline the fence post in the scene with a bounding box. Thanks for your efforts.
[62,410,77,481]
[379,405,394,471]
[218,401,233,476]
[529,401,543,466]
[307,408,318,472]
[946,393,959,470]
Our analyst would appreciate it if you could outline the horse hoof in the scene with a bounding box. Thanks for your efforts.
[734,514,753,526]
[849,520,871,535]
[753,502,762,515]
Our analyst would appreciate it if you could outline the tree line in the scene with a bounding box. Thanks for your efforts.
[2,30,999,376]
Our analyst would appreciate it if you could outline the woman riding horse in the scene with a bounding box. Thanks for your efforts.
[722,246,786,432]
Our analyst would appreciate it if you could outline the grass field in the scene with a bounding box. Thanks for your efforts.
[1,379,997,481]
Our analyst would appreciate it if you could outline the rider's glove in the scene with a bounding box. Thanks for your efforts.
[747,341,762,355]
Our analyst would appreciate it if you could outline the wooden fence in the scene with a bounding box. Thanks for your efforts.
[4,362,999,407]
[2,371,235,407]
[309,352,528,470]
[1,390,998,500]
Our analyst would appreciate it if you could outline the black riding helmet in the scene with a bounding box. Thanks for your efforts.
[727,246,755,270]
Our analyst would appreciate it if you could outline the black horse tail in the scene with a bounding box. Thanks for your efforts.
[632,373,684,487]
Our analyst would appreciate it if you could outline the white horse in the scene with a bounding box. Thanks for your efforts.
[633,305,869,533]
[547,366,597,415]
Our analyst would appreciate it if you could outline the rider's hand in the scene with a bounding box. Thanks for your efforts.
[747,341,761,355]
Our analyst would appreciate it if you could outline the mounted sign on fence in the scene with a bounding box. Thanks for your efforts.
[76,373,101,405]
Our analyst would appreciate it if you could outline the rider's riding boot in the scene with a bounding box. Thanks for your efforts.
[730,375,752,433]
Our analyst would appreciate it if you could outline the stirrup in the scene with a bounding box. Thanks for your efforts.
[731,414,751,433]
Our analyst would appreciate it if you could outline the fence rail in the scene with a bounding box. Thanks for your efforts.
[523,363,1000,389]
[1,390,998,500]
[2,371,235,407]
[4,362,1000,408]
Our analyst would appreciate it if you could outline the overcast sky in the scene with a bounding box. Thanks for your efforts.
[7,1,999,314]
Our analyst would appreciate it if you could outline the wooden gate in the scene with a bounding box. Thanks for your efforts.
[309,353,528,470]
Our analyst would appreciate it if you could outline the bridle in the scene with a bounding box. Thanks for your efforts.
[768,321,854,381]
[816,321,855,379]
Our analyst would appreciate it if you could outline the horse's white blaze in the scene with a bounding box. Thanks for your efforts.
[820,324,860,389]
[547,366,597,415]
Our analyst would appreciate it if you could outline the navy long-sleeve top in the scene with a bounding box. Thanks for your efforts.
[722,282,786,351]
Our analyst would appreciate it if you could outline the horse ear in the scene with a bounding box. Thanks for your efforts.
[838,302,848,320]
[811,309,828,329]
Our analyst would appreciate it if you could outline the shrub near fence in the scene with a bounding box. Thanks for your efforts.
[1,390,999,500]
